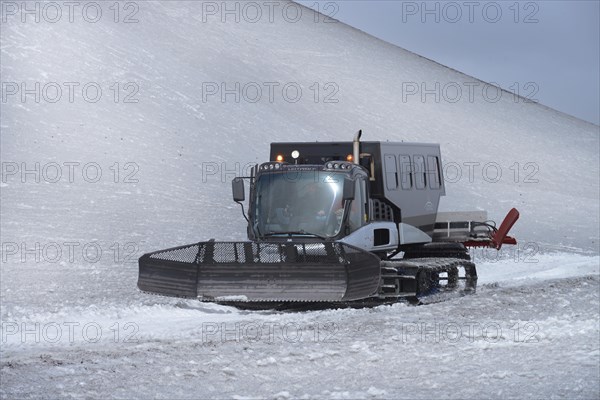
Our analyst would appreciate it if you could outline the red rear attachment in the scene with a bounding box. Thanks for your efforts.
[463,208,520,250]
[491,208,520,250]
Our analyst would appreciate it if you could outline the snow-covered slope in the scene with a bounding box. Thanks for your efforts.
[1,1,598,253]
[1,1,599,398]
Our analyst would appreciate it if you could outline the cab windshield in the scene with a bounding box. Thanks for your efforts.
[253,171,347,238]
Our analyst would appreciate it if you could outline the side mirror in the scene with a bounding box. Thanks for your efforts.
[343,178,355,201]
[232,178,245,202]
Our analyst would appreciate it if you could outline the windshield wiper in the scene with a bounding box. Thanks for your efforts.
[264,231,328,240]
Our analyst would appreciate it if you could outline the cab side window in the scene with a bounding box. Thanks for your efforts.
[348,178,366,232]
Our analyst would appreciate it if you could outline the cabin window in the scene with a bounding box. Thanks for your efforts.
[414,155,426,189]
[398,155,412,190]
[427,156,441,189]
[384,154,398,190]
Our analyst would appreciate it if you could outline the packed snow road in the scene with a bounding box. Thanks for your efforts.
[1,254,598,399]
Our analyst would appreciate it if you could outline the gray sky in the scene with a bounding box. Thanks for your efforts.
[298,0,600,125]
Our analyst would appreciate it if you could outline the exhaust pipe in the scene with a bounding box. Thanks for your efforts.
[353,129,362,165]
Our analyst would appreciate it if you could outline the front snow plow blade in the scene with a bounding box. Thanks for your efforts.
[138,241,381,302]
